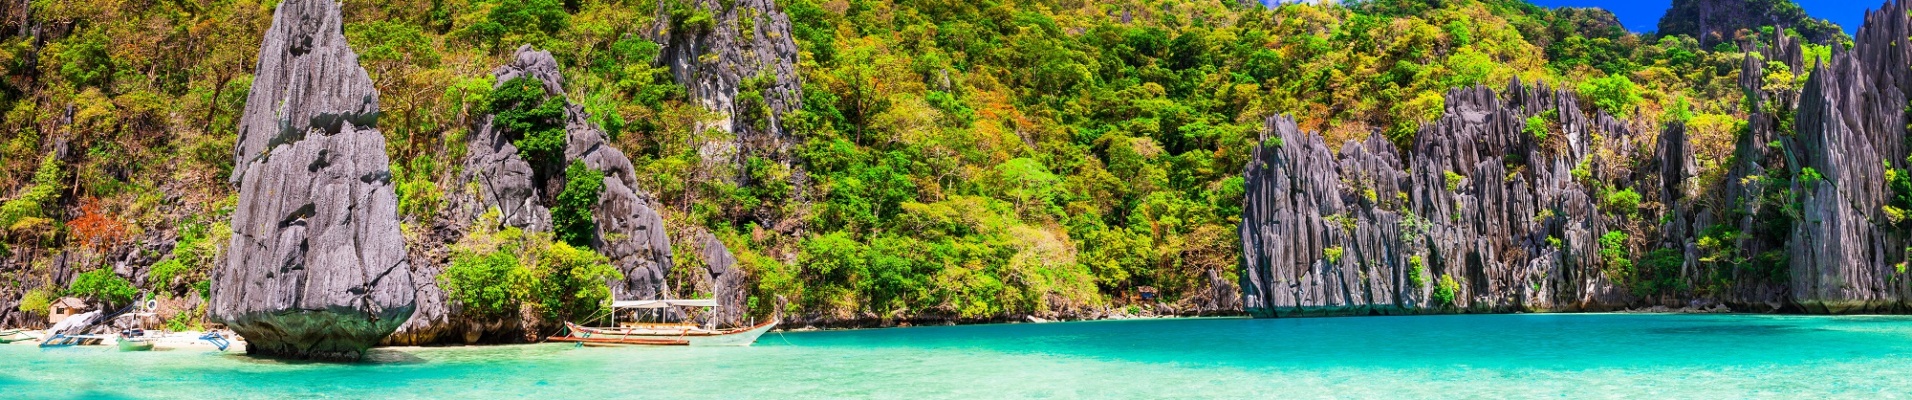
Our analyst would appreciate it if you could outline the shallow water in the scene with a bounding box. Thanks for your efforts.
[4,314,1912,398]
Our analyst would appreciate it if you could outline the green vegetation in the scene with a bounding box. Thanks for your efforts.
[0,0,1854,320]
[530,242,623,325]
[1799,167,1825,187]
[487,77,569,167]
[1599,231,1633,282]
[1523,114,1549,141]
[1434,275,1461,307]
[553,161,604,247]
[17,287,55,314]
[1605,188,1642,216]
[442,248,535,319]
[69,269,137,306]
[1578,73,1642,117]
[1407,255,1427,290]
[1323,246,1346,265]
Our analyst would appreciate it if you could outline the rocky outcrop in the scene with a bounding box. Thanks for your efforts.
[679,228,750,328]
[1244,0,1912,317]
[391,46,696,344]
[1241,80,1635,317]
[211,0,413,360]
[1783,0,1912,313]
[652,0,808,230]
[654,0,802,144]
[1657,0,1848,47]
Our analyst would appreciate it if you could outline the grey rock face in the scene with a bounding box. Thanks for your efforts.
[653,0,808,231]
[393,46,691,343]
[654,0,803,143]
[1785,0,1912,313]
[210,0,413,360]
[1241,81,1632,317]
[680,228,750,328]
[230,0,379,183]
[1243,0,1912,316]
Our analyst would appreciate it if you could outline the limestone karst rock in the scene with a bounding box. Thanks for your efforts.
[210,0,413,360]
[654,0,803,145]
[1784,0,1912,313]
[1240,81,1633,316]
[652,0,809,231]
[1242,0,1912,316]
[679,228,751,328]
[391,46,695,344]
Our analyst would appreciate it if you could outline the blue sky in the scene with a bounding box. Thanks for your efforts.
[1526,1,1875,34]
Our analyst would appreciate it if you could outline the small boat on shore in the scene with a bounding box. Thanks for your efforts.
[0,329,41,344]
[39,334,108,348]
[117,329,156,352]
[549,299,778,347]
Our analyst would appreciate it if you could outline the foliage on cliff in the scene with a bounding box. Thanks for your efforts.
[0,0,1856,324]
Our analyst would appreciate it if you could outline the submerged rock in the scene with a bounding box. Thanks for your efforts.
[211,0,413,360]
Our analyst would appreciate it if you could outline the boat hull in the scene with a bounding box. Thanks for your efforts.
[118,339,155,351]
[555,320,778,347]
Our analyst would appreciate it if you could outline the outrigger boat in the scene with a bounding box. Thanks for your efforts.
[39,334,108,348]
[548,299,778,347]
[0,329,41,344]
[117,329,156,352]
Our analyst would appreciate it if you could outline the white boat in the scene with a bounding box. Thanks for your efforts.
[549,299,777,347]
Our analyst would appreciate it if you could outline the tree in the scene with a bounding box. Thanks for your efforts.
[486,77,568,167]
[69,197,125,252]
[552,161,604,248]
[1578,73,1642,117]
[441,249,534,319]
[995,158,1060,215]
[70,269,137,306]
[529,242,622,326]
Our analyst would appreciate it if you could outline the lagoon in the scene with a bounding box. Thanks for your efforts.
[4,314,1912,398]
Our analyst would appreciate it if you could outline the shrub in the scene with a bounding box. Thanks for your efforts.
[1605,188,1642,215]
[529,242,623,326]
[1524,114,1549,141]
[1578,72,1642,117]
[1433,275,1461,307]
[18,287,55,314]
[1633,248,1687,297]
[0,155,64,230]
[70,269,137,305]
[1408,255,1427,289]
[486,77,568,167]
[1445,170,1464,191]
[553,161,605,247]
[1323,246,1345,264]
[440,249,534,319]
[69,197,125,251]
[1599,231,1633,280]
[1799,167,1824,187]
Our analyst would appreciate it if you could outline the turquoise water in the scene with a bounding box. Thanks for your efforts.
[5,314,1912,398]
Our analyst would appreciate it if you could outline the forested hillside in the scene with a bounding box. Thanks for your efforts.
[0,0,1857,328]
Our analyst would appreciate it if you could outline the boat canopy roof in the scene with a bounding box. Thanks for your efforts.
[611,299,719,309]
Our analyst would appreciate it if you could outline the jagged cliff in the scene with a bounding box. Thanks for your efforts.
[1241,80,1634,316]
[1244,0,1912,317]
[1783,0,1912,312]
[652,0,808,230]
[389,46,756,344]
[390,47,677,344]
[210,0,413,360]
